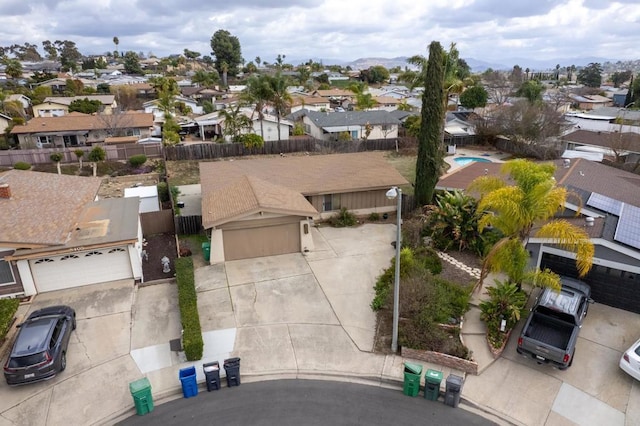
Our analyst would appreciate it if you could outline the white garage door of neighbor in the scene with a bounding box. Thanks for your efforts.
[30,247,133,292]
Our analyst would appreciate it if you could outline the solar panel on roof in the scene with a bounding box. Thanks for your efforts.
[614,204,640,250]
[587,192,623,216]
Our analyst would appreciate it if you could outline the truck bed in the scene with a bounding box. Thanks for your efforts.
[523,312,573,350]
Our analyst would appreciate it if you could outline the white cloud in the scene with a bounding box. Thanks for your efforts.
[1,0,639,69]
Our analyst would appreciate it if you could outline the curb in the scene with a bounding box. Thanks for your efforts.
[100,371,517,425]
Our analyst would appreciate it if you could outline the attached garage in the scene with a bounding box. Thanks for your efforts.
[541,253,640,314]
[30,247,133,293]
[222,218,301,261]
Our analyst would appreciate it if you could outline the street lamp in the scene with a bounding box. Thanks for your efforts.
[386,186,402,353]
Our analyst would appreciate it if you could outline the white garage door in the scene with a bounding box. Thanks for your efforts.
[30,247,133,292]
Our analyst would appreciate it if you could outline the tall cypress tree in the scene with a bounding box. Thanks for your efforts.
[624,75,633,107]
[415,41,445,206]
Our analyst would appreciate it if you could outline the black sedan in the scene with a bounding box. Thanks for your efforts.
[4,305,76,385]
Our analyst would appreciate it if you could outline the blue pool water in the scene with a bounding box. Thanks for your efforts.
[453,157,492,166]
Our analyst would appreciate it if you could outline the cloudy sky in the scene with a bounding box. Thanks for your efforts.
[2,0,639,68]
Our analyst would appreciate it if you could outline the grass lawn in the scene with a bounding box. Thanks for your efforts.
[384,152,416,195]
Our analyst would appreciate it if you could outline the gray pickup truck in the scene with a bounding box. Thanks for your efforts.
[517,277,593,370]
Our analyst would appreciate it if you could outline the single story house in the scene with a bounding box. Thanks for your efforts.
[290,95,331,113]
[33,95,118,117]
[562,129,640,164]
[199,152,409,263]
[0,170,144,297]
[0,113,11,134]
[288,109,400,141]
[436,158,640,313]
[11,112,154,149]
[143,96,203,122]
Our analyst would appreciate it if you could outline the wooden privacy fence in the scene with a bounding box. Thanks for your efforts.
[0,144,163,167]
[164,137,417,161]
[140,210,175,236]
[176,215,203,235]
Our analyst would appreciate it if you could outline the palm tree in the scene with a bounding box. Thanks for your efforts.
[468,159,594,291]
[267,73,292,141]
[242,74,272,139]
[218,104,252,142]
[348,82,375,111]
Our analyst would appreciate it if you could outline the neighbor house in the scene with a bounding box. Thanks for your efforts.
[199,152,409,263]
[436,158,640,313]
[0,113,11,134]
[33,95,118,117]
[0,170,144,297]
[11,112,154,148]
[288,109,400,141]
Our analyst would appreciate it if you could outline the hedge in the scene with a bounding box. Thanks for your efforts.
[0,298,20,341]
[175,257,203,361]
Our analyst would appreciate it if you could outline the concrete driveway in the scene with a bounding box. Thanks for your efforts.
[0,280,141,426]
[463,302,640,426]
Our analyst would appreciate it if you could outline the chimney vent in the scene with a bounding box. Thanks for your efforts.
[0,183,11,199]
[563,159,571,168]
[585,217,595,227]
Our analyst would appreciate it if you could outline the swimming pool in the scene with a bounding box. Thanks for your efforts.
[453,157,492,166]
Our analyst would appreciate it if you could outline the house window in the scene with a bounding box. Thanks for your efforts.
[322,194,341,212]
[350,130,358,139]
[63,135,79,146]
[0,260,15,286]
[37,136,53,146]
[381,125,390,131]
[125,129,141,137]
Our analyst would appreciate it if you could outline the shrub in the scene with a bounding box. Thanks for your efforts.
[240,133,264,149]
[479,280,527,349]
[128,154,147,168]
[368,212,380,221]
[327,207,357,227]
[50,152,63,162]
[371,247,417,311]
[13,162,31,170]
[175,257,203,361]
[0,298,20,341]
[157,182,169,202]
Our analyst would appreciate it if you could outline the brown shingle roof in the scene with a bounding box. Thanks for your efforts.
[11,112,153,134]
[437,158,640,208]
[0,170,102,246]
[200,152,409,197]
[563,129,640,153]
[202,175,318,228]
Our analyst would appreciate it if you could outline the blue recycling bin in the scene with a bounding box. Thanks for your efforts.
[179,366,198,398]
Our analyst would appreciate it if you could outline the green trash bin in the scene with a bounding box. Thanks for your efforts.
[202,242,211,262]
[424,369,443,401]
[129,377,154,416]
[402,362,423,397]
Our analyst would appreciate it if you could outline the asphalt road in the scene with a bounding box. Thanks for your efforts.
[118,379,498,426]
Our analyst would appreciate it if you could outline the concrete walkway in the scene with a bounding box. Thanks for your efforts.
[1,223,638,426]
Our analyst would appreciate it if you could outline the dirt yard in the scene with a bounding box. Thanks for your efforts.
[97,173,161,198]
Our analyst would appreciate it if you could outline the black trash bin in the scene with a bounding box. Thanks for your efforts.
[444,374,464,408]
[223,357,241,387]
[203,361,221,391]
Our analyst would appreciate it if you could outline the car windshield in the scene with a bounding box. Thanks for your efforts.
[8,352,48,368]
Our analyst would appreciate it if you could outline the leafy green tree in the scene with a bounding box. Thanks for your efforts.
[55,40,82,72]
[87,146,106,177]
[210,29,242,79]
[360,65,390,84]
[219,104,252,142]
[516,79,544,103]
[74,149,85,168]
[183,49,200,61]
[50,152,63,175]
[162,116,181,145]
[65,79,84,96]
[414,41,445,206]
[459,86,488,109]
[30,85,52,104]
[123,51,143,75]
[611,70,632,88]
[239,133,264,149]
[468,159,594,290]
[42,40,57,59]
[97,83,110,94]
[113,36,119,57]
[69,98,102,114]
[577,63,603,88]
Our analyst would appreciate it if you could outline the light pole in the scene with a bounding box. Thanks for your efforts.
[386,186,402,353]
